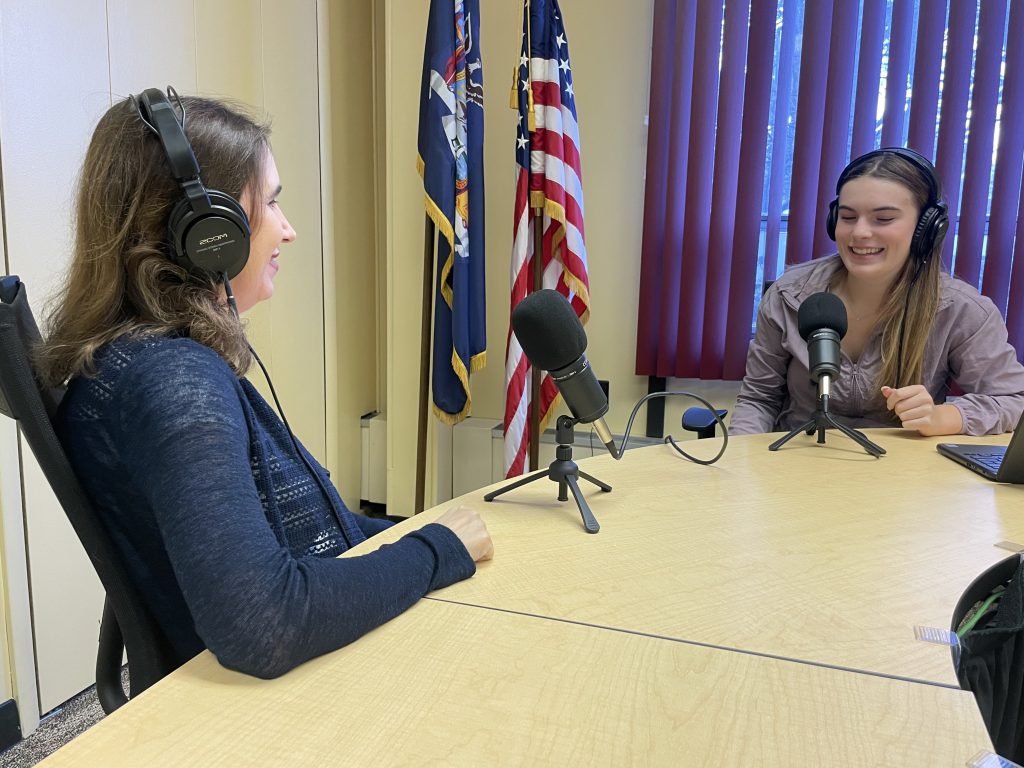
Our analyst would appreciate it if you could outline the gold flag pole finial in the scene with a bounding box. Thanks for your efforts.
[524,0,535,131]
[510,0,526,109]
[510,2,537,128]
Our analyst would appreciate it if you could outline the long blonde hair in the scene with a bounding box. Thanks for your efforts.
[828,152,945,389]
[36,95,271,388]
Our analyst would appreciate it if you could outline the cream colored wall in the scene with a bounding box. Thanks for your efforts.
[0,421,29,723]
[0,0,341,715]
[0,202,11,715]
[322,0,379,503]
[381,0,735,512]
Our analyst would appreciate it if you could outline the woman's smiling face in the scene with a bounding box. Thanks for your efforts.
[233,151,296,313]
[833,175,921,287]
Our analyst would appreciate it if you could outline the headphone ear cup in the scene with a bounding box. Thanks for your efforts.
[911,202,949,265]
[167,197,197,270]
[208,190,249,226]
[169,192,251,279]
[826,198,839,241]
[910,206,934,262]
[931,201,950,260]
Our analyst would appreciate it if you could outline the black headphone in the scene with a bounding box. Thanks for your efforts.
[133,87,251,279]
[826,146,949,265]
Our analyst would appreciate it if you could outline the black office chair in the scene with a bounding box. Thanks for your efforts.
[681,407,728,439]
[678,281,774,440]
[0,276,178,713]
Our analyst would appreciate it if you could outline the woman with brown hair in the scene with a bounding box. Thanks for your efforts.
[731,148,1024,436]
[38,88,492,678]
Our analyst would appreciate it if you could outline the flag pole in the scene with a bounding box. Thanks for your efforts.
[525,0,542,472]
[416,215,436,513]
[528,209,543,471]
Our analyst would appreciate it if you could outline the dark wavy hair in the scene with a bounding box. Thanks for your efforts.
[36,95,271,387]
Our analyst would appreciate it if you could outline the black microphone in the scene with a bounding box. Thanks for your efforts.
[511,289,618,458]
[797,292,847,396]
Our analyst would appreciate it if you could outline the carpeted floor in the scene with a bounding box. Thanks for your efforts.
[0,669,126,767]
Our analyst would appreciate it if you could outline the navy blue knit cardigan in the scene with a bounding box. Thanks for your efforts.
[57,335,475,678]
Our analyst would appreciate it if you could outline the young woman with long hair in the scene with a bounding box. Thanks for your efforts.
[731,148,1024,437]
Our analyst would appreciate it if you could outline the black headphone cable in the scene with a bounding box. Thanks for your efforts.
[221,271,354,548]
[248,344,355,549]
[221,272,239,318]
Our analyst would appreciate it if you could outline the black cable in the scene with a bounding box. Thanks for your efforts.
[221,273,353,548]
[249,344,354,548]
[613,391,729,465]
[221,272,239,319]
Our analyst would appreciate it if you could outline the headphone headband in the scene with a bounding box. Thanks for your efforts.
[136,88,202,185]
[834,146,943,205]
[132,86,251,279]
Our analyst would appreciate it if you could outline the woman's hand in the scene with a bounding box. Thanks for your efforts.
[880,385,963,436]
[435,505,494,562]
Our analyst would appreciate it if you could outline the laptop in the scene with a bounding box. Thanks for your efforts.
[937,421,1024,483]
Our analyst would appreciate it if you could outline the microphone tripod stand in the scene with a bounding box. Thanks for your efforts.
[484,415,611,533]
[768,375,885,457]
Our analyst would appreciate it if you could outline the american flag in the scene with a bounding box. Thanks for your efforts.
[503,0,590,478]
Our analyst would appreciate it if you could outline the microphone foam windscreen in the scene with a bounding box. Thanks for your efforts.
[797,291,848,341]
[511,289,587,371]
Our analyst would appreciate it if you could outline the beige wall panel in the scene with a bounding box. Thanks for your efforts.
[0,3,110,305]
[0,0,112,714]
[192,0,273,448]
[191,0,267,401]
[107,0,198,96]
[0,403,38,736]
[256,0,328,463]
[195,0,263,105]
[20,452,104,710]
[382,0,428,514]
[318,1,339,481]
[470,0,527,423]
[322,0,377,507]
[0,52,16,719]
[0,226,7,708]
[372,0,388,415]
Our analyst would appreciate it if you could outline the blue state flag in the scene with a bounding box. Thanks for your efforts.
[417,0,486,424]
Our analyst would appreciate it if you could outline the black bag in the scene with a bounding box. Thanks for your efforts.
[955,555,1024,763]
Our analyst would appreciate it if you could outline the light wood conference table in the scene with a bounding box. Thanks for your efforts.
[41,429,1007,765]
[42,600,990,767]
[363,430,1024,687]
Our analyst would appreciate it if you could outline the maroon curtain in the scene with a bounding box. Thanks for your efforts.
[635,0,778,379]
[1001,0,1024,343]
[721,0,777,378]
[636,0,1024,381]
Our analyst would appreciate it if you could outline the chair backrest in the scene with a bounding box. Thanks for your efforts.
[0,276,179,712]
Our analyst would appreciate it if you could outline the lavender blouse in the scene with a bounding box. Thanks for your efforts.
[730,255,1024,436]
